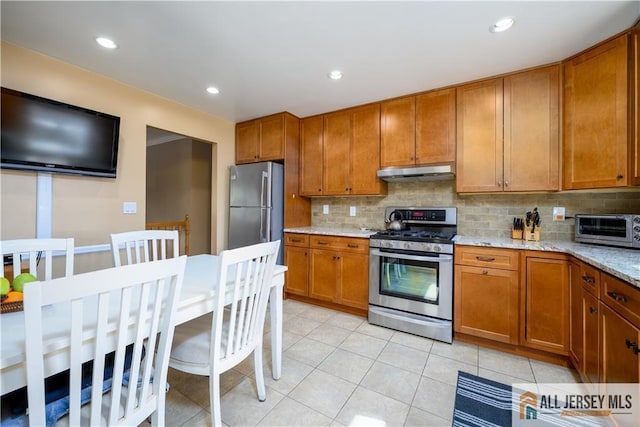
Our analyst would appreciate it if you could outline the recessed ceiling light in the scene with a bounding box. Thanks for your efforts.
[490,17,515,33]
[95,37,118,49]
[206,86,220,95]
[328,70,343,80]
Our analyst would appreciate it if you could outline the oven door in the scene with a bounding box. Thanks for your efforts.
[369,248,453,320]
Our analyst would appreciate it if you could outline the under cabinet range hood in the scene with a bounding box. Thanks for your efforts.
[376,163,455,182]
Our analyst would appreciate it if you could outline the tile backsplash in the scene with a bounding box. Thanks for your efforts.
[310,181,640,241]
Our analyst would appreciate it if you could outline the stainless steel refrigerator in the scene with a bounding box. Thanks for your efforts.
[228,162,284,263]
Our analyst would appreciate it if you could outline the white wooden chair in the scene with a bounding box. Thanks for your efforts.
[110,230,179,267]
[169,240,281,427]
[0,238,74,280]
[23,256,187,426]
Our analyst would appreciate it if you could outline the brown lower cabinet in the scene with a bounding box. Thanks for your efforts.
[521,253,569,354]
[600,302,640,383]
[569,258,640,384]
[283,232,369,315]
[454,246,520,344]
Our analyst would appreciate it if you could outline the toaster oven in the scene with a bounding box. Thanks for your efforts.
[575,214,640,249]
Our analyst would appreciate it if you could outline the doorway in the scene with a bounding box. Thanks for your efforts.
[146,127,213,254]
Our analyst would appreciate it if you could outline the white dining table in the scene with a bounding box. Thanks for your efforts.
[0,254,287,396]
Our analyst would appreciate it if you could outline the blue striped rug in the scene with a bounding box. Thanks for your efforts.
[453,371,512,427]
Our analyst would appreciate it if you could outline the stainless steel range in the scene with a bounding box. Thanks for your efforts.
[368,207,456,343]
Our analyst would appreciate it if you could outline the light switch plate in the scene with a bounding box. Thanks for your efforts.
[349,206,357,217]
[123,202,137,214]
[553,207,565,221]
[322,204,329,215]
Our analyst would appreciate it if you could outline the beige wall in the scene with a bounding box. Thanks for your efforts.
[310,182,640,241]
[0,42,234,272]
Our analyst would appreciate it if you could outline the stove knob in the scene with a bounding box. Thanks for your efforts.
[433,245,441,252]
[404,242,412,250]
[634,225,640,233]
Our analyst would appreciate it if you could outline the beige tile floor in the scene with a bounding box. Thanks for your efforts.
[161,299,581,426]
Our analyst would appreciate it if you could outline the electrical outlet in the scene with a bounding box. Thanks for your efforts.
[553,207,565,221]
[322,204,329,215]
[349,206,357,217]
[123,202,137,214]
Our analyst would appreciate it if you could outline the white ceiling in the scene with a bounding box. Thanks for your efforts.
[2,1,639,124]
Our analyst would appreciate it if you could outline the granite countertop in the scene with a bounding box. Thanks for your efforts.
[454,236,640,288]
[284,226,378,239]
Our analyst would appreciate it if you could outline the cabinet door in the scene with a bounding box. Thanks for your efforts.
[522,257,569,354]
[323,111,351,195]
[454,265,519,344]
[633,24,640,186]
[504,66,560,191]
[415,88,456,165]
[284,246,309,297]
[309,249,338,302]
[259,115,285,161]
[582,289,600,383]
[456,79,504,192]
[600,303,640,383]
[236,120,260,164]
[563,34,629,189]
[337,252,369,310]
[569,262,584,370]
[350,104,385,195]
[380,96,416,168]
[300,116,324,196]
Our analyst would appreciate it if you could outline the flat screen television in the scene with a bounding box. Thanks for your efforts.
[1,87,120,178]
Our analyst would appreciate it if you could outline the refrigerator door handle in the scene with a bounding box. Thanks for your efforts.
[260,171,268,208]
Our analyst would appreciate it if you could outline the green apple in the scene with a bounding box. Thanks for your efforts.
[0,277,10,296]
[12,272,36,293]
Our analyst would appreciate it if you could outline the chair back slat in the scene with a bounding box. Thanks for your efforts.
[0,238,74,280]
[23,256,186,426]
[111,230,179,267]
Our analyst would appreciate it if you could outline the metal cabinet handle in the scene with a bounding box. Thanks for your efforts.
[476,256,496,262]
[589,307,598,314]
[626,339,640,355]
[347,243,359,248]
[291,238,303,243]
[607,291,628,303]
[581,275,596,285]
[317,241,329,245]
[617,174,624,180]
[497,180,502,187]
[482,269,489,275]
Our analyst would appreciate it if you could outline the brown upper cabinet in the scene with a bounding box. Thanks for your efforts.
[299,115,324,196]
[324,104,386,195]
[236,112,292,164]
[563,34,630,189]
[456,65,560,193]
[380,89,456,168]
[301,105,387,196]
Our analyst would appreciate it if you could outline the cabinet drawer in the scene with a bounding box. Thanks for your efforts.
[310,235,369,253]
[577,261,600,296]
[601,272,640,328]
[284,233,309,247]
[455,245,519,271]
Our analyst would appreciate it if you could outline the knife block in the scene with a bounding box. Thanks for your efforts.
[523,225,540,241]
[511,228,523,239]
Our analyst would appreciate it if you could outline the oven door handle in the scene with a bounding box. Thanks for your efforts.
[370,249,452,263]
